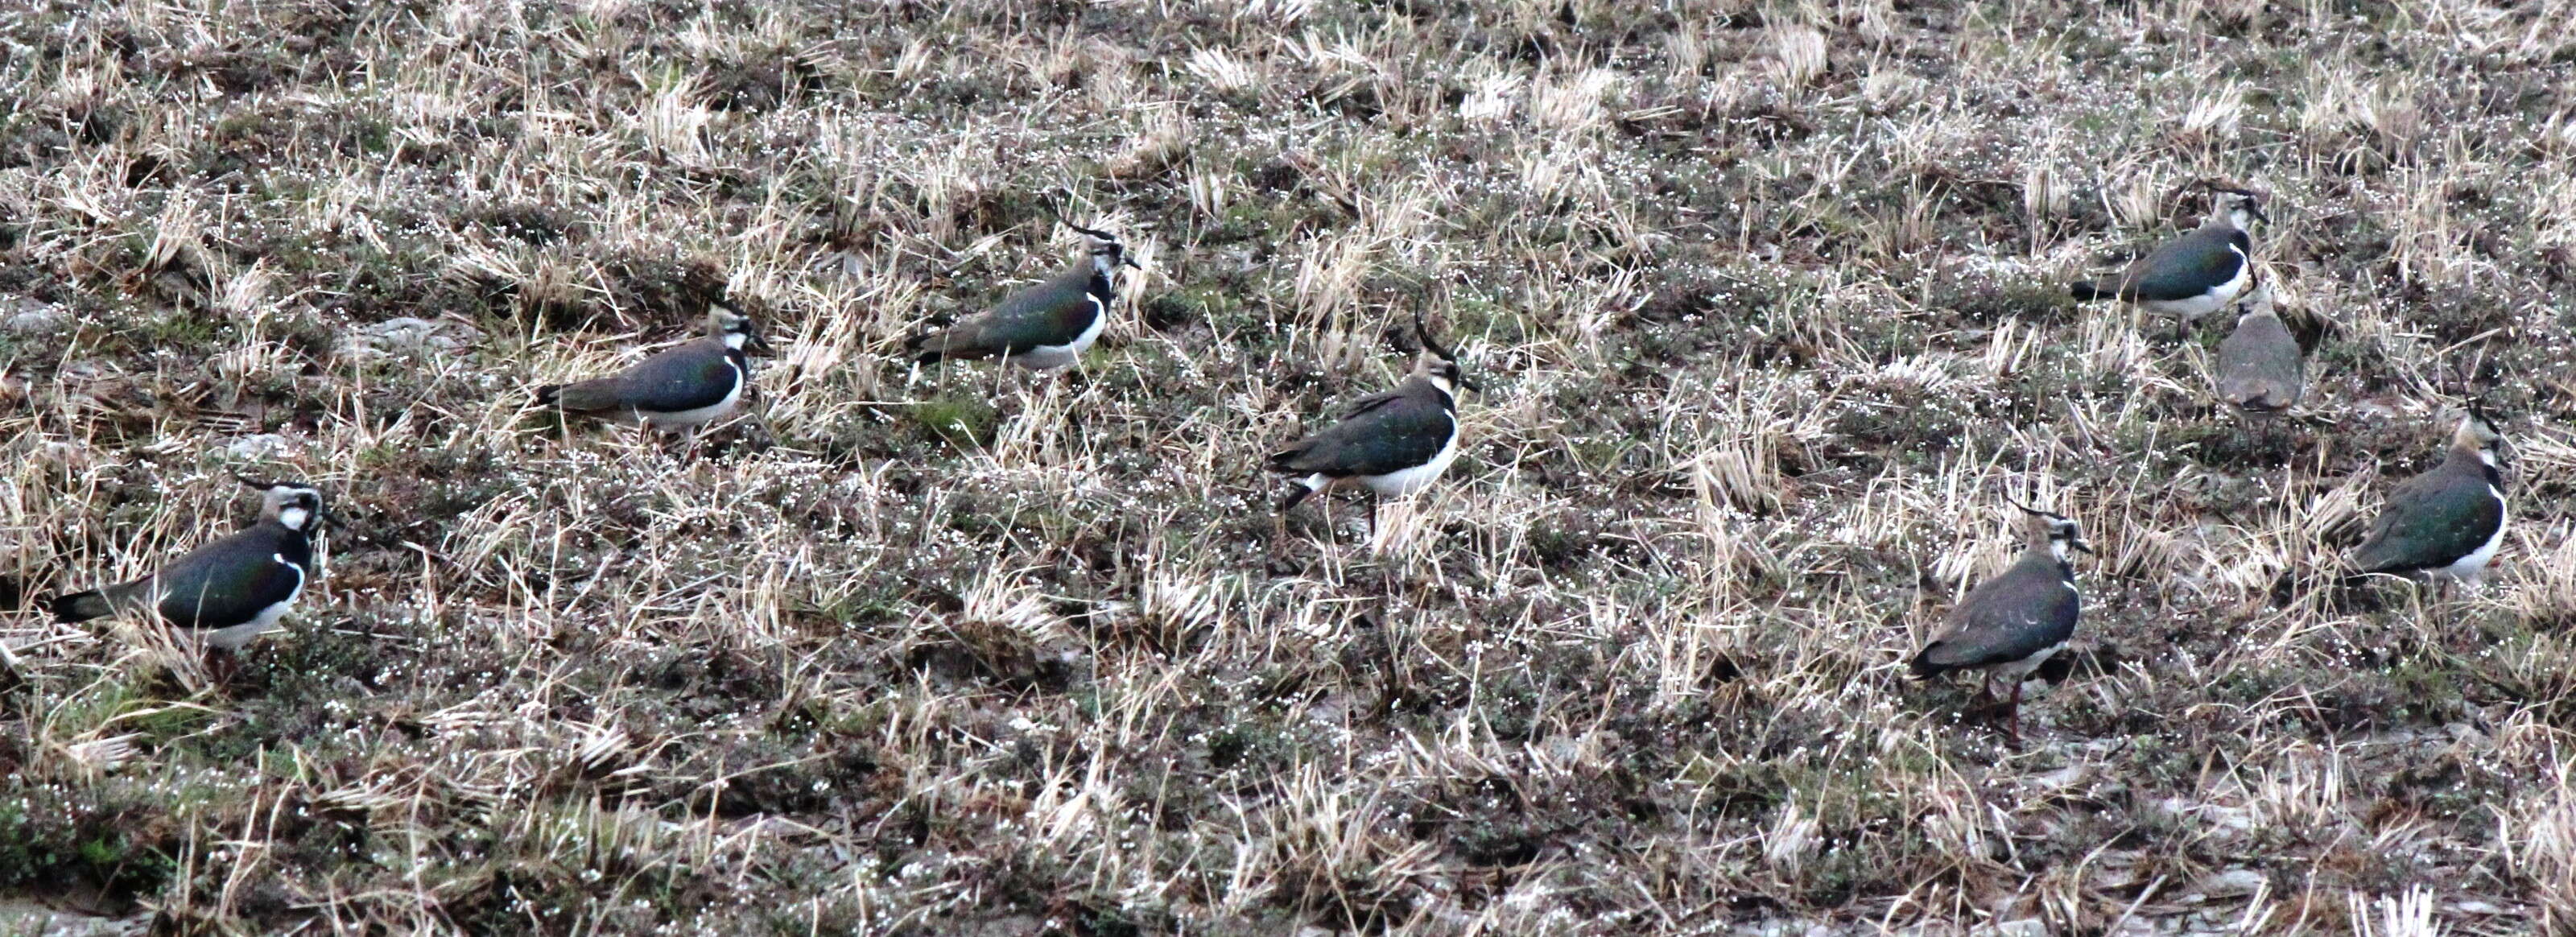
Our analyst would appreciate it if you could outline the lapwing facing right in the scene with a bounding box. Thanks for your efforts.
[2214,282,2302,417]
[2350,404,2508,592]
[2071,183,2268,328]
[51,479,328,652]
[534,300,771,435]
[1909,502,2092,742]
[1266,313,1479,531]
[907,219,1141,374]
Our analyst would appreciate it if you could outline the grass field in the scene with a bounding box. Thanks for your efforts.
[2,0,2574,933]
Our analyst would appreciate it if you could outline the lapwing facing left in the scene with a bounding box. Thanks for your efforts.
[1909,502,2093,742]
[2214,282,2302,417]
[907,219,1141,373]
[1267,313,1479,531]
[2071,183,2268,328]
[535,299,771,435]
[2350,403,2508,592]
[51,479,327,652]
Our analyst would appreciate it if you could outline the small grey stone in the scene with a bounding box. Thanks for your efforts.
[2200,868,2267,898]
[1978,920,2048,937]
[2,297,68,335]
[226,434,295,460]
[347,316,479,359]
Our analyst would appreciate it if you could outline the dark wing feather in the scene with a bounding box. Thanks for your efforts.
[1268,386,1453,478]
[114,525,309,630]
[2118,226,2248,302]
[913,264,1100,359]
[2352,463,2503,573]
[1911,554,2078,675]
[617,341,741,412]
[1336,390,1406,419]
[549,338,738,414]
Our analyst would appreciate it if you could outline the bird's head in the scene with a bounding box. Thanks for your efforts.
[2458,400,2506,467]
[1055,217,1142,277]
[708,299,773,355]
[1409,311,1480,396]
[239,477,328,532]
[2204,182,2269,229]
[2011,500,2092,560]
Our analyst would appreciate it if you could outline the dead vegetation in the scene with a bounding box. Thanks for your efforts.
[1,0,2572,933]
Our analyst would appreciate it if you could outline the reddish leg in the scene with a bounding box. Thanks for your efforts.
[2005,679,2026,745]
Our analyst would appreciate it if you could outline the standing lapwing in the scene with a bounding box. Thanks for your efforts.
[907,218,1140,373]
[2350,403,2508,592]
[1267,313,1479,532]
[1909,502,2093,741]
[51,479,328,652]
[2071,183,2268,328]
[2214,282,2303,417]
[534,299,771,435]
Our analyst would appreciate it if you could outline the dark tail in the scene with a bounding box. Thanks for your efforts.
[1906,645,1947,679]
[1269,447,1319,510]
[51,590,111,624]
[2069,280,2113,302]
[533,384,564,407]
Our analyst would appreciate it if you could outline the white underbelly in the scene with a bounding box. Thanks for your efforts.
[1011,296,1108,371]
[2434,487,2508,584]
[640,360,745,431]
[1360,420,1460,497]
[1987,642,2062,681]
[2141,245,2250,320]
[207,557,303,650]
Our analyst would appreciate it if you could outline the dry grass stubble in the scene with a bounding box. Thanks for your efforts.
[2,0,2574,934]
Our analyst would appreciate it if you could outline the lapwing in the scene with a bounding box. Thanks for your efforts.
[51,479,327,651]
[1909,502,2093,741]
[1267,313,1479,530]
[2070,183,2268,327]
[2350,404,2508,591]
[534,299,771,434]
[2214,283,2302,416]
[907,219,1140,373]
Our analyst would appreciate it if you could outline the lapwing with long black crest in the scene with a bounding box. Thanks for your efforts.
[906,213,1141,374]
[2349,403,2508,592]
[534,299,771,435]
[1909,501,2092,742]
[2215,281,2303,417]
[2071,181,2268,328]
[1267,312,1479,533]
[51,479,328,652]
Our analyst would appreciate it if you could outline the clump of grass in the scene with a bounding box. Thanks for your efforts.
[907,394,998,448]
